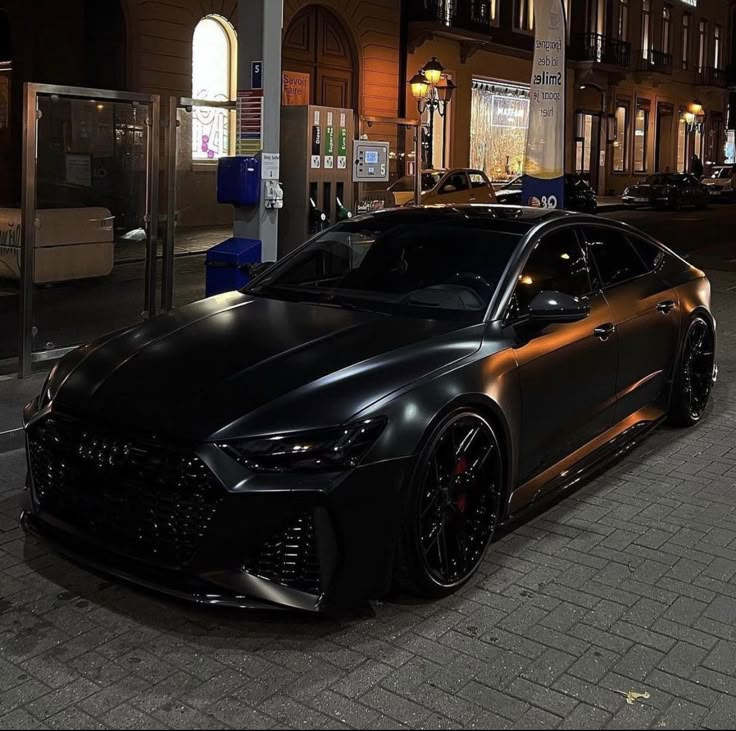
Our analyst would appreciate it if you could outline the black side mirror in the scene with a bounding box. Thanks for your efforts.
[245,261,275,279]
[528,290,591,324]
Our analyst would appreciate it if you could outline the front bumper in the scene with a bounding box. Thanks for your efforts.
[622,195,652,206]
[22,406,411,611]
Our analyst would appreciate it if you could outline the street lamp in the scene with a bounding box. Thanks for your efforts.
[408,57,456,169]
[685,100,705,133]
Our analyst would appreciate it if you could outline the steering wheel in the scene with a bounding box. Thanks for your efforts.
[448,272,495,298]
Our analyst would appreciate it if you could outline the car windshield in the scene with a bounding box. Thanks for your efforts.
[388,173,443,193]
[246,216,523,321]
[710,167,732,179]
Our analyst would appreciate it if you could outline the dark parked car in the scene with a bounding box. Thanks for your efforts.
[23,206,717,612]
[495,174,598,213]
[623,173,709,210]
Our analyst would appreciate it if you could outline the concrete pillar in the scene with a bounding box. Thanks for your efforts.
[235,0,283,262]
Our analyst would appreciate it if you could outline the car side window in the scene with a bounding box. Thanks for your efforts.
[469,172,489,189]
[583,227,648,289]
[507,228,592,321]
[628,235,665,272]
[439,173,470,194]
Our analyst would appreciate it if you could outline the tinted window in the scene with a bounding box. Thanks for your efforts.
[389,173,442,193]
[251,217,522,321]
[584,227,648,288]
[469,172,490,189]
[628,236,665,271]
[646,174,685,186]
[439,172,470,194]
[508,228,592,319]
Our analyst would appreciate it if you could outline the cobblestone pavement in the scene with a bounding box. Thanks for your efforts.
[1,272,735,730]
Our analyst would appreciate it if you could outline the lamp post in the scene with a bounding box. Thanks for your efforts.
[684,99,705,134]
[409,57,456,171]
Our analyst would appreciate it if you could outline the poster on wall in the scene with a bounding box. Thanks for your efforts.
[282,71,311,106]
[522,0,567,209]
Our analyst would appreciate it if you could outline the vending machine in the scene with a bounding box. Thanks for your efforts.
[279,105,355,257]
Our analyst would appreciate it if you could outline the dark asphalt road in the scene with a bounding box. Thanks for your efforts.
[0,203,734,365]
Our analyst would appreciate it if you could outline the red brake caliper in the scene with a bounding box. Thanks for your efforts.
[454,456,468,513]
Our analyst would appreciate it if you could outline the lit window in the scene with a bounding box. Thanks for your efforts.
[514,0,534,32]
[714,25,721,69]
[618,0,629,42]
[698,19,707,72]
[192,15,237,161]
[682,13,691,70]
[613,103,629,173]
[662,6,671,55]
[641,0,651,60]
[634,105,649,173]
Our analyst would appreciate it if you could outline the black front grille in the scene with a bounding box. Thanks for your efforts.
[28,416,224,568]
[243,512,321,595]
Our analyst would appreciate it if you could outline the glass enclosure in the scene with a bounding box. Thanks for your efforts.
[16,85,160,377]
[164,99,235,311]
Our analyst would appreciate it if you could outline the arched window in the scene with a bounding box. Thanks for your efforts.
[192,15,236,161]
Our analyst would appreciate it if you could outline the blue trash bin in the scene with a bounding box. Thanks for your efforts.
[205,238,262,297]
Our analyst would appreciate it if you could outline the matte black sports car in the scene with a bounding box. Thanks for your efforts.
[22,206,717,612]
[495,174,598,213]
[623,173,709,210]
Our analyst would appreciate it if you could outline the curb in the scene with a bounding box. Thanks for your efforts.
[0,428,24,455]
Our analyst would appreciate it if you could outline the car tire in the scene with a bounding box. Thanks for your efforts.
[670,196,681,211]
[667,316,716,428]
[395,410,503,598]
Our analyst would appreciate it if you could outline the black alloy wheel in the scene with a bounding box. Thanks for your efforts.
[669,316,716,427]
[396,411,502,597]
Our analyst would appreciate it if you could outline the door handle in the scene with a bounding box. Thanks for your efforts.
[657,300,676,315]
[594,323,616,341]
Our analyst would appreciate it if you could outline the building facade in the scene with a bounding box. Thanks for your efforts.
[0,0,733,210]
[407,0,734,195]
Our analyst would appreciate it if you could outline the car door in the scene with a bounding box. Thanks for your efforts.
[468,171,498,203]
[508,226,619,489]
[582,225,681,421]
[429,171,473,204]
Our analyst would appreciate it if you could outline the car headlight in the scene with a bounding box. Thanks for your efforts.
[623,187,630,196]
[218,418,387,474]
[38,366,57,409]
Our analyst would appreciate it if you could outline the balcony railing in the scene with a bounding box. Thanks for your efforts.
[571,33,631,68]
[409,0,494,35]
[636,49,673,75]
[697,66,727,87]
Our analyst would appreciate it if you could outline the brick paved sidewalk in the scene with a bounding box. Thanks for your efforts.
[1,274,735,730]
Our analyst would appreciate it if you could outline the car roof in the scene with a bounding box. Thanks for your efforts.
[352,204,573,233]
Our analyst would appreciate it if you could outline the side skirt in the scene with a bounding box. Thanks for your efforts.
[502,405,666,530]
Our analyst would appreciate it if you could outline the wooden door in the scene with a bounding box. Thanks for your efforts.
[283,6,357,110]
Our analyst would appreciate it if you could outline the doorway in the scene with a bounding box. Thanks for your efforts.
[282,6,358,110]
[656,103,675,173]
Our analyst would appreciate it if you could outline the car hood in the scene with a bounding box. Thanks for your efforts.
[50,292,483,441]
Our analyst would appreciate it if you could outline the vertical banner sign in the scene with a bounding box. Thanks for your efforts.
[325,112,335,169]
[338,113,348,170]
[311,110,322,169]
[522,0,566,209]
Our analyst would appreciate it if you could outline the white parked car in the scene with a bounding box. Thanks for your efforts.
[702,165,735,201]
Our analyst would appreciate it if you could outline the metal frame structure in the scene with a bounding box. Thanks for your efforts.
[162,97,236,312]
[18,84,160,378]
